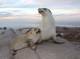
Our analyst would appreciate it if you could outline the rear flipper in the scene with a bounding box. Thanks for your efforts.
[10,49,17,56]
[50,36,65,44]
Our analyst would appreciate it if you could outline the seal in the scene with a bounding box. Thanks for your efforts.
[38,8,64,43]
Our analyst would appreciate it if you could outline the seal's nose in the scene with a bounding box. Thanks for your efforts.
[38,10,44,13]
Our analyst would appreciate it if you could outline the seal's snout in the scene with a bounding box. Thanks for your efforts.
[38,8,44,13]
[38,10,44,13]
[38,8,52,15]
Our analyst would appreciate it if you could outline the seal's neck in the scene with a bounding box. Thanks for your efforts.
[41,13,54,27]
[42,12,53,19]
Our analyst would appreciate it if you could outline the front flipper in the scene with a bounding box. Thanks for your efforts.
[50,37,65,44]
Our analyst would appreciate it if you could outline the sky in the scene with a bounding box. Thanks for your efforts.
[0,0,80,28]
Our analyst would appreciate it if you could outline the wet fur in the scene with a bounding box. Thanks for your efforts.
[10,28,41,55]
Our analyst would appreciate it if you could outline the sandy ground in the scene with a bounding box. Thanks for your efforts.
[0,29,80,59]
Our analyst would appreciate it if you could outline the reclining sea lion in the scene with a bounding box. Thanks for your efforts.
[10,28,41,56]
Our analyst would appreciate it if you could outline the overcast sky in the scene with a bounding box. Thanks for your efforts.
[0,0,80,14]
[0,0,80,8]
[0,0,80,27]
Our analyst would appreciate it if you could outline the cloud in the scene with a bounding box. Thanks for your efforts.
[0,0,22,8]
[0,0,79,8]
[0,8,38,17]
[55,13,80,26]
[35,0,80,8]
[0,12,12,16]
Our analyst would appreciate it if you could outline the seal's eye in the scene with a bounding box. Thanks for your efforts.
[36,29,41,34]
[43,8,47,10]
